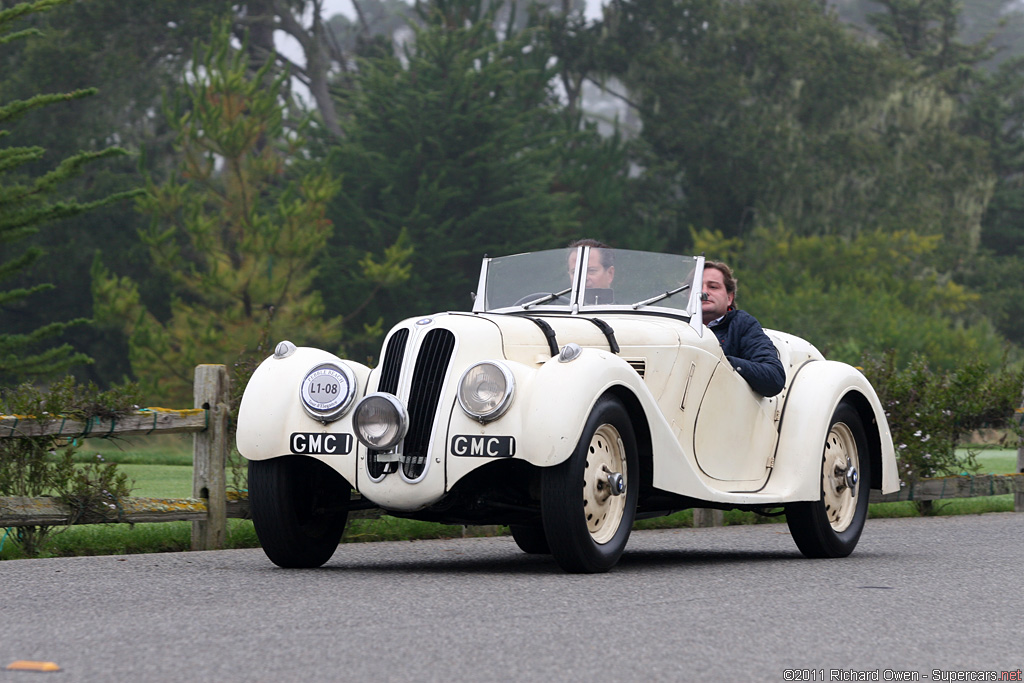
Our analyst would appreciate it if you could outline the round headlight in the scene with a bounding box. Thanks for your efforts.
[352,393,408,450]
[457,362,515,423]
[300,362,357,423]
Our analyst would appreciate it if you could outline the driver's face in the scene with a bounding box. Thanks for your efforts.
[702,267,734,324]
[568,250,614,289]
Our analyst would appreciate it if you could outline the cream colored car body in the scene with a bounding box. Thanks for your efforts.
[237,249,899,519]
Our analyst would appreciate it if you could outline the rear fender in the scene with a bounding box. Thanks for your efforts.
[770,360,898,501]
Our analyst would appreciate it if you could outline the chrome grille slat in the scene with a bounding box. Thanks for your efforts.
[378,328,409,394]
[368,328,409,478]
[402,329,455,479]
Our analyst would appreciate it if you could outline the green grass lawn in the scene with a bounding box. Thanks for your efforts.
[971,449,1019,475]
[117,464,194,499]
[76,434,194,466]
[0,519,262,559]
[73,435,196,498]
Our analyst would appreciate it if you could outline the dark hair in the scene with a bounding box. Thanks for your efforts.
[704,260,737,300]
[567,238,614,268]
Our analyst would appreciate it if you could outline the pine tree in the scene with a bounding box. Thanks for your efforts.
[320,0,623,331]
[0,0,140,382]
[92,22,410,405]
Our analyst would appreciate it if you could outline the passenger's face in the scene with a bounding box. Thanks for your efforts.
[569,250,614,289]
[702,267,734,324]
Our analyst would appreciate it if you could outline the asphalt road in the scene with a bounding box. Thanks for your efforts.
[2,513,1022,682]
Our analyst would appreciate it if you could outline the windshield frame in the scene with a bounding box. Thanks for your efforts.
[472,247,705,326]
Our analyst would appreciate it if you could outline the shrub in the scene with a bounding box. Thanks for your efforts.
[0,377,141,556]
[861,352,1024,503]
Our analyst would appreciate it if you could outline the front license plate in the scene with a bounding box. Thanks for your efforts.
[290,432,353,455]
[451,435,516,458]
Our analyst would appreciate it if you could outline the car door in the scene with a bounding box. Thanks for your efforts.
[692,361,779,483]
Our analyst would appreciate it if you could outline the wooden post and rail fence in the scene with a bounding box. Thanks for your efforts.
[0,365,236,550]
[2,365,1023,545]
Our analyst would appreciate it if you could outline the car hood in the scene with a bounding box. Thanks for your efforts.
[440,310,717,367]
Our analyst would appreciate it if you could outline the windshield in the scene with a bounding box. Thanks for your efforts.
[474,247,702,317]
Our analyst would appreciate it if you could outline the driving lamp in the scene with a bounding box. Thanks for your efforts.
[352,392,408,450]
[457,362,515,423]
[299,362,357,423]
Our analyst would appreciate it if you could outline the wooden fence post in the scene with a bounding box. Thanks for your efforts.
[192,365,230,551]
[693,508,724,527]
[1016,390,1024,513]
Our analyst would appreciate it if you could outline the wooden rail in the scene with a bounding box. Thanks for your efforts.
[0,409,207,438]
[1,496,219,525]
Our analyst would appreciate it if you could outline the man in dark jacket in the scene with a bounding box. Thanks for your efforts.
[702,261,786,397]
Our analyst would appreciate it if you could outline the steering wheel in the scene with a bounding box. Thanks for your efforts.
[514,292,569,306]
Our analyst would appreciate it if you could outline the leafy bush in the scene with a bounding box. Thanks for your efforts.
[0,377,141,556]
[860,352,1024,493]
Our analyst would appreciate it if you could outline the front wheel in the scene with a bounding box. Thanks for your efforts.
[249,456,350,568]
[786,402,871,558]
[541,395,638,573]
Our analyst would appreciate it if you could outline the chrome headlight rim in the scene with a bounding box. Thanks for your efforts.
[457,361,515,423]
[352,392,409,451]
[299,361,358,423]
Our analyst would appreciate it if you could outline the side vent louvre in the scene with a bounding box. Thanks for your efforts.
[626,359,646,379]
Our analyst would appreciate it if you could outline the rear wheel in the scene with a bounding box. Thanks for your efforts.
[249,456,350,568]
[541,396,638,573]
[510,524,550,554]
[786,402,871,558]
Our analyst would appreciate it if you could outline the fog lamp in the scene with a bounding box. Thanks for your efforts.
[352,393,408,450]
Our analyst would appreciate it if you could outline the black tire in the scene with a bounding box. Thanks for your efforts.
[249,456,350,568]
[510,524,550,554]
[786,402,871,558]
[541,395,639,573]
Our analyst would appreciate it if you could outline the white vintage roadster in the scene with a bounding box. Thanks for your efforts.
[237,246,899,573]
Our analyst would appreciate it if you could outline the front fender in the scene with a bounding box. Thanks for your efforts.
[236,347,371,485]
[515,348,651,467]
[769,360,898,501]
[443,348,661,490]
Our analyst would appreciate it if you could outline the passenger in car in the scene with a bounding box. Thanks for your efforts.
[702,261,786,397]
